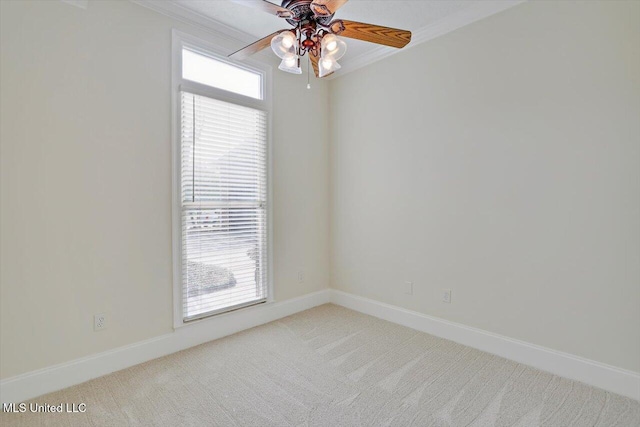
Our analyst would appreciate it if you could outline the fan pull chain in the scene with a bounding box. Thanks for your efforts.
[307,55,311,90]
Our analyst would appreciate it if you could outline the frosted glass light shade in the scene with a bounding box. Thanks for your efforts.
[271,31,297,59]
[318,57,341,77]
[279,56,302,74]
[321,34,347,61]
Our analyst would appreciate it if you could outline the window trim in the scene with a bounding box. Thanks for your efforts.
[171,30,273,329]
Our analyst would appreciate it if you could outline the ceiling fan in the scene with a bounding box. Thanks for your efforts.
[228,0,412,78]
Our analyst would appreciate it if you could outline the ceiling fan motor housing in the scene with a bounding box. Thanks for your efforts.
[281,0,334,27]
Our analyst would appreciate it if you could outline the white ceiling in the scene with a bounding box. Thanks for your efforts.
[154,0,524,75]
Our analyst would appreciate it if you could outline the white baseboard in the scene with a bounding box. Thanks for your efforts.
[330,289,640,401]
[3,288,638,404]
[0,289,331,403]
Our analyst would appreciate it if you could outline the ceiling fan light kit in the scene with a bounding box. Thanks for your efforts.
[320,33,347,60]
[271,30,303,73]
[229,0,412,79]
[278,56,303,74]
[318,56,340,77]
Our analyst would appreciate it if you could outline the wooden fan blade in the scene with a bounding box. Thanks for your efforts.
[309,51,320,78]
[329,20,411,48]
[229,30,285,60]
[310,0,348,17]
[229,0,293,18]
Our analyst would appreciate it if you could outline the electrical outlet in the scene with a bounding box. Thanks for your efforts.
[442,289,452,304]
[403,281,413,295]
[94,313,107,331]
[298,271,305,284]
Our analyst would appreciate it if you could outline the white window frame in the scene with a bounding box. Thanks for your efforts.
[171,30,273,329]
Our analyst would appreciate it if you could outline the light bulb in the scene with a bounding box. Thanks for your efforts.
[318,57,341,78]
[278,56,302,74]
[321,34,347,61]
[271,31,297,59]
[282,33,295,49]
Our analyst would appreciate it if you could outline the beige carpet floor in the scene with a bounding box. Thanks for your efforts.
[2,304,639,426]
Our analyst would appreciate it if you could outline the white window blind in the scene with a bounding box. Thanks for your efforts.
[180,91,268,321]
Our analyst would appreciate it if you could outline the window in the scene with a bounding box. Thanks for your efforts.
[182,49,262,100]
[172,33,270,324]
